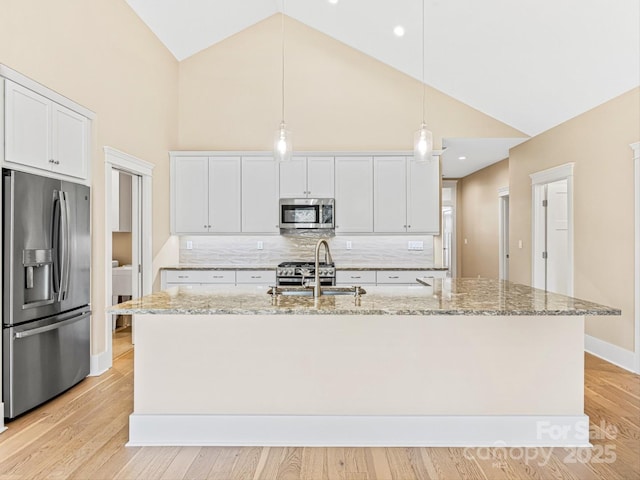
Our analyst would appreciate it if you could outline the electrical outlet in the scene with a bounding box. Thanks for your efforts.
[186,240,193,250]
[257,241,264,250]
[346,241,352,250]
[518,240,523,249]
[408,241,424,251]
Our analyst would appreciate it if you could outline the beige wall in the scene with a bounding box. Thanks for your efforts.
[0,0,179,356]
[112,233,132,266]
[459,159,509,278]
[509,88,639,351]
[178,15,524,150]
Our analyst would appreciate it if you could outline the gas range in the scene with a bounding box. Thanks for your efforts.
[276,261,336,286]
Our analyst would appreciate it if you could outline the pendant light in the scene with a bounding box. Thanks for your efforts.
[274,0,292,162]
[414,0,433,162]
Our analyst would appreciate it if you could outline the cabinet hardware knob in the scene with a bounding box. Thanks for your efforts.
[389,276,399,279]
[208,225,212,228]
[408,225,411,228]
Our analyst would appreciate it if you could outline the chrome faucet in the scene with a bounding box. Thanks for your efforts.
[314,239,333,298]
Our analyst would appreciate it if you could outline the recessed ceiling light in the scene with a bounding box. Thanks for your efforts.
[393,25,405,37]
[458,156,467,160]
[328,0,339,4]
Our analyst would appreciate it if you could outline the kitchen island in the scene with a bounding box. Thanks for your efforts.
[110,278,619,447]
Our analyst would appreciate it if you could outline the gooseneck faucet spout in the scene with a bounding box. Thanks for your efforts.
[314,239,333,298]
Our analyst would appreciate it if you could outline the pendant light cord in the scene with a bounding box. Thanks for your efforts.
[421,0,426,126]
[281,0,286,124]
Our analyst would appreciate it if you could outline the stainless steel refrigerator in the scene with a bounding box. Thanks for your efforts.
[2,169,91,419]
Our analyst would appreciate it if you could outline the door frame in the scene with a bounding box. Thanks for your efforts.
[103,147,153,367]
[631,142,639,373]
[498,186,509,280]
[530,163,574,295]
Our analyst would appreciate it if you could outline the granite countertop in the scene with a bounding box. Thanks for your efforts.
[161,265,447,271]
[109,278,621,316]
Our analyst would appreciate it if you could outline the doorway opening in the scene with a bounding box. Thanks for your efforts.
[111,169,139,358]
[498,187,509,280]
[531,164,574,295]
[102,147,154,372]
[442,180,458,277]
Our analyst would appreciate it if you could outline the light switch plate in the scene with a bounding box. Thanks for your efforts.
[257,241,264,250]
[186,240,193,250]
[346,241,352,250]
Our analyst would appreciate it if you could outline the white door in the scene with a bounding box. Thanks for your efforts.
[306,156,334,198]
[209,157,241,233]
[242,157,280,233]
[499,194,510,280]
[172,156,209,233]
[533,179,570,294]
[279,156,307,198]
[335,156,373,233]
[374,156,406,232]
[546,180,569,294]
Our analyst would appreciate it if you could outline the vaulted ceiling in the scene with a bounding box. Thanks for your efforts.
[125,0,640,176]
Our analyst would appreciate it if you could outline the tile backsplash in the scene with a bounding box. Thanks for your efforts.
[179,235,435,267]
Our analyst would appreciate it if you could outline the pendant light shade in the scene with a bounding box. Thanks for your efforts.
[275,122,292,162]
[274,0,292,162]
[414,0,433,163]
[414,123,433,162]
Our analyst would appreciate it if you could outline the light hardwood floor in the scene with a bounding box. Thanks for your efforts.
[0,352,638,479]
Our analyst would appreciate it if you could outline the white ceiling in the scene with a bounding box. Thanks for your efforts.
[125,0,639,177]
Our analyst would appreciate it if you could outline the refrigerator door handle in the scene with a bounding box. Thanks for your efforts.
[14,312,90,339]
[59,191,71,302]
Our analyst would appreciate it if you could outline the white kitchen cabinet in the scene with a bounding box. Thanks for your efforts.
[373,156,440,234]
[376,270,427,285]
[161,270,236,289]
[334,156,373,233]
[4,80,88,180]
[236,270,276,285]
[407,158,440,234]
[171,156,241,234]
[279,156,334,198]
[374,156,407,232]
[172,156,209,233]
[242,156,279,233]
[336,270,377,285]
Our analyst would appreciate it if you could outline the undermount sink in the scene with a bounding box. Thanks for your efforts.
[267,285,366,297]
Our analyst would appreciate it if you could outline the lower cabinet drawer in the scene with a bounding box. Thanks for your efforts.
[164,270,236,284]
[236,270,276,284]
[336,270,377,285]
[376,270,424,284]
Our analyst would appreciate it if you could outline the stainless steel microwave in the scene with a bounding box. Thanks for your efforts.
[279,198,334,230]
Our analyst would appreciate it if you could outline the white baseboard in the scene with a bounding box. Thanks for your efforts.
[585,334,638,373]
[89,350,112,376]
[128,414,590,447]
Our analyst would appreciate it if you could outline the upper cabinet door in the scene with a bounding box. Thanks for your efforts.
[172,156,210,233]
[242,156,279,233]
[4,79,90,181]
[4,80,50,170]
[306,156,334,198]
[279,156,307,198]
[408,157,440,234]
[209,157,241,233]
[51,103,88,179]
[374,156,407,233]
[335,156,373,233]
